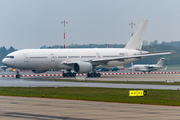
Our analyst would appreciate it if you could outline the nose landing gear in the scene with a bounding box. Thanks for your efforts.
[15,71,21,78]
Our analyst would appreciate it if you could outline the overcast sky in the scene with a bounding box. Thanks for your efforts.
[0,0,180,49]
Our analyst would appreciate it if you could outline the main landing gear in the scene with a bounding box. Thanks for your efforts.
[62,72,101,78]
[87,72,101,77]
[63,72,76,77]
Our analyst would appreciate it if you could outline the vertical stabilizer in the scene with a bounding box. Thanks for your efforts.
[125,19,148,50]
[157,58,165,66]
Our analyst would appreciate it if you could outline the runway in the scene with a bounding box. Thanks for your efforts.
[0,96,180,120]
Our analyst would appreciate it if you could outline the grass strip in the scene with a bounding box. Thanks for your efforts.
[0,87,180,106]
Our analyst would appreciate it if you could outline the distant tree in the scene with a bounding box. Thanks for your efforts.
[143,40,149,46]
[154,40,158,45]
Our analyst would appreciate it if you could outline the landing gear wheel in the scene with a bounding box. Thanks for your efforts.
[87,73,91,77]
[69,72,72,77]
[16,74,21,78]
[90,73,94,77]
[97,73,101,77]
[15,71,21,78]
[63,72,76,78]
[93,73,97,77]
[63,73,66,77]
[66,73,69,77]
[72,73,76,77]
[87,72,101,78]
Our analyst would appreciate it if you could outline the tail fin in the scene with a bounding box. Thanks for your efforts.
[157,58,165,66]
[125,19,148,50]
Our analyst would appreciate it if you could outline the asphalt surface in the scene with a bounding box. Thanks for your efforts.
[0,71,180,90]
[0,77,180,90]
[1,96,180,120]
[0,70,180,120]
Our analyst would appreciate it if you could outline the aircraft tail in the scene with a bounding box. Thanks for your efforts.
[125,19,148,50]
[157,58,165,66]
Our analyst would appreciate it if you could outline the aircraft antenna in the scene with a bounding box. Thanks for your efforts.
[61,20,68,49]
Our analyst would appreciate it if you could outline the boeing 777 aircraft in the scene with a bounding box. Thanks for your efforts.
[129,58,165,72]
[2,19,172,78]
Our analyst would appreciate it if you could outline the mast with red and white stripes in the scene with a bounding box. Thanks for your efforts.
[61,20,68,49]
[129,22,135,66]
[129,22,135,37]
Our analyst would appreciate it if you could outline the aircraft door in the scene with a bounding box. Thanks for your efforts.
[49,53,55,68]
[51,53,55,62]
[23,54,28,62]
[96,53,100,58]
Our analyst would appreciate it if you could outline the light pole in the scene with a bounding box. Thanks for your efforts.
[129,22,135,66]
[61,20,68,49]
[129,22,135,37]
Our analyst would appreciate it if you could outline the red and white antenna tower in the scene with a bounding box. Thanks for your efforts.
[129,22,135,66]
[61,20,68,49]
[129,22,135,37]
[157,56,159,62]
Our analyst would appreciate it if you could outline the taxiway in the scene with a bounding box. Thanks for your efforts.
[0,96,180,120]
[0,74,180,90]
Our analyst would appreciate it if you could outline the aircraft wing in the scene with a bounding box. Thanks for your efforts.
[62,51,172,65]
[92,51,172,62]
[146,65,154,68]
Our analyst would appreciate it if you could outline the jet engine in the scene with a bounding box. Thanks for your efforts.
[73,62,93,73]
[31,69,49,73]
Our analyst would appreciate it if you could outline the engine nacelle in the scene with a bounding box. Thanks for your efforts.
[31,69,49,73]
[73,62,93,73]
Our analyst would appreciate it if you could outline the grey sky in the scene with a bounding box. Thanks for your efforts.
[0,0,180,49]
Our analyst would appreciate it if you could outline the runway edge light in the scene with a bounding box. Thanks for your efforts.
[129,90,147,97]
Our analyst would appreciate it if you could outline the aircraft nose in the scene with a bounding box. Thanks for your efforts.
[2,58,7,66]
[2,58,12,67]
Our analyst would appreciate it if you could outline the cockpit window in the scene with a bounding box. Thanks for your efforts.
[5,56,14,58]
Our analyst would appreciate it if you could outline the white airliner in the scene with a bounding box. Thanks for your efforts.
[2,19,172,78]
[129,58,165,72]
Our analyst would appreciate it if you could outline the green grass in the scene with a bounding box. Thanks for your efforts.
[30,78,180,85]
[0,87,180,106]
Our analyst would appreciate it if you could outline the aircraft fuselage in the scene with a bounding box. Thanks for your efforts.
[3,48,142,70]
